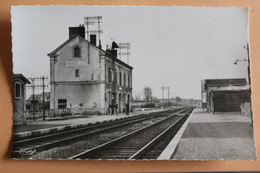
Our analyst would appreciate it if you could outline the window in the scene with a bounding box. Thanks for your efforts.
[58,99,67,109]
[14,82,21,99]
[74,46,81,58]
[108,67,112,83]
[128,75,131,88]
[114,72,117,84]
[124,73,126,86]
[119,72,122,85]
[75,69,80,77]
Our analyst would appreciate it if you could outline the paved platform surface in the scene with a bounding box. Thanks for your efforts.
[13,109,165,134]
[165,108,256,160]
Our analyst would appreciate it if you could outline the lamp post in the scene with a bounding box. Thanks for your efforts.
[234,43,251,86]
[234,43,252,126]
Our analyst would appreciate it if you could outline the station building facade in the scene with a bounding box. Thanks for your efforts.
[48,25,133,115]
[201,78,250,113]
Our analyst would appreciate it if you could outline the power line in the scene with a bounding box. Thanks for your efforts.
[84,16,103,48]
[26,76,49,121]
[118,43,131,64]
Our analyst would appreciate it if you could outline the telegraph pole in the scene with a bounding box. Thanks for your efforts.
[27,76,48,121]
[162,86,170,108]
[84,16,103,48]
[118,43,131,64]
[233,43,252,126]
[162,87,164,106]
[31,79,35,121]
[42,76,46,121]
[168,87,170,107]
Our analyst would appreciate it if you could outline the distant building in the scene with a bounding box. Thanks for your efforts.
[26,92,50,112]
[13,74,30,125]
[48,25,133,115]
[201,78,250,112]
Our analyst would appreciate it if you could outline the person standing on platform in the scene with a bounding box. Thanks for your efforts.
[126,102,129,115]
[114,104,118,116]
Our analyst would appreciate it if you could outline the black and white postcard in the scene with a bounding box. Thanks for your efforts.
[11,6,256,160]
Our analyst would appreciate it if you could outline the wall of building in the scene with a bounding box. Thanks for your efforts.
[50,37,102,83]
[13,79,26,125]
[211,90,250,112]
[104,58,132,113]
[50,83,104,115]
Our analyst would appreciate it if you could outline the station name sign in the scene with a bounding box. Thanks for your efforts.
[66,60,88,67]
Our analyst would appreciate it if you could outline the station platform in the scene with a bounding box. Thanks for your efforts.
[159,108,257,160]
[13,109,166,138]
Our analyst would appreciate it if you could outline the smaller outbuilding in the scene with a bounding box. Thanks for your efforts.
[26,92,50,112]
[201,78,250,113]
[13,74,30,125]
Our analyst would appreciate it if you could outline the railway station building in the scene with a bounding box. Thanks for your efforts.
[201,78,250,113]
[48,25,133,116]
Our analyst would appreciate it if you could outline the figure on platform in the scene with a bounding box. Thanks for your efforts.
[126,102,129,115]
[114,104,118,116]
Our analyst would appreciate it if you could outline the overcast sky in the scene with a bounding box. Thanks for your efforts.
[12,6,249,99]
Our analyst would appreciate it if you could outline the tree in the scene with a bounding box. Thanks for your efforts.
[143,86,152,101]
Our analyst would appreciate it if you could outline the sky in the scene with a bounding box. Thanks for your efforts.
[12,6,249,99]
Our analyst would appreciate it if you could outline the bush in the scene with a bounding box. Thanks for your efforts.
[81,110,101,115]
[140,103,155,108]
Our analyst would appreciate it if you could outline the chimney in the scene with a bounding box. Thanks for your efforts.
[112,41,119,49]
[69,25,85,39]
[111,41,118,58]
[90,34,97,46]
[111,49,117,57]
[106,41,119,58]
[106,49,117,58]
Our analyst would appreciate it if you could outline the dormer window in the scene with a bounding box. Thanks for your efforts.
[14,82,21,99]
[74,46,81,58]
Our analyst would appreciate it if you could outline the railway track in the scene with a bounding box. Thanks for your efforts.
[12,108,186,158]
[69,107,194,160]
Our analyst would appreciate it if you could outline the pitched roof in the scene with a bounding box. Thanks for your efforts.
[13,74,30,84]
[205,78,247,88]
[47,35,133,70]
[47,34,79,57]
[27,92,50,101]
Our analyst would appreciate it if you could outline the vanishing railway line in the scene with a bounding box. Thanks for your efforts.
[69,107,194,160]
[12,107,188,158]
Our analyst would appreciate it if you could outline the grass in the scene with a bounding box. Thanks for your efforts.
[240,102,252,117]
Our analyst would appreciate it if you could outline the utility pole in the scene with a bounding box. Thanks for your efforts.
[168,87,170,107]
[162,86,170,108]
[84,16,103,48]
[27,76,48,121]
[42,76,46,121]
[118,43,131,64]
[233,43,252,126]
[31,79,35,121]
[162,87,164,106]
